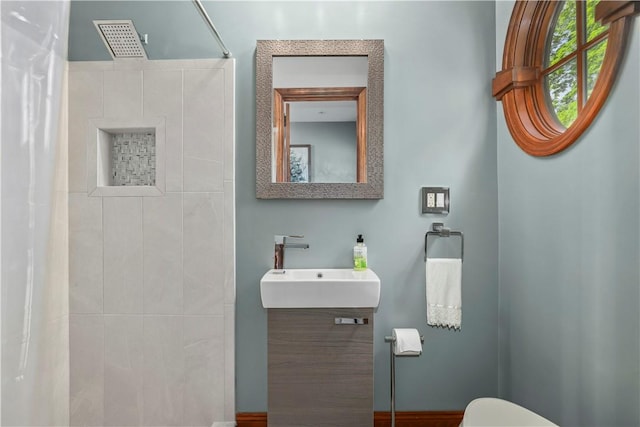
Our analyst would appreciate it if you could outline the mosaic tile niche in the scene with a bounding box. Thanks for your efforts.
[89,118,165,197]
[111,132,156,186]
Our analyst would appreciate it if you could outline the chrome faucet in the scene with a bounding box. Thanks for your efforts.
[274,235,309,269]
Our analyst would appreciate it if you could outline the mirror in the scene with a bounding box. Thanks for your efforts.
[273,86,365,183]
[256,40,384,199]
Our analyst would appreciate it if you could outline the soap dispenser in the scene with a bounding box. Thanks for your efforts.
[353,234,368,271]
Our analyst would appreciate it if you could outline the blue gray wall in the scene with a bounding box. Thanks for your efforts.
[291,121,357,183]
[69,1,499,412]
[496,2,640,426]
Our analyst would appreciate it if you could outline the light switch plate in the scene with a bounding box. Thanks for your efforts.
[421,187,450,214]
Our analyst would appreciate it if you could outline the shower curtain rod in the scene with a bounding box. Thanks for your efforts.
[192,0,231,58]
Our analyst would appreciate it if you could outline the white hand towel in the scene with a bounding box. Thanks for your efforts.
[426,258,462,329]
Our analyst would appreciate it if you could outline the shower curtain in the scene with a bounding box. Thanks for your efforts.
[1,1,70,425]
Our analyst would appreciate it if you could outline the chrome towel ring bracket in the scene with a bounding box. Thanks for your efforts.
[424,222,464,262]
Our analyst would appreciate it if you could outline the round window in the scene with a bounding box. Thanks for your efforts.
[494,1,638,156]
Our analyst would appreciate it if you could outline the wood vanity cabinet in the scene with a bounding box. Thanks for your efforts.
[267,308,374,427]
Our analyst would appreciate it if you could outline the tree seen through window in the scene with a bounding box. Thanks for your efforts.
[545,0,609,128]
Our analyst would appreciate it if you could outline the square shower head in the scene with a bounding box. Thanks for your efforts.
[93,20,148,60]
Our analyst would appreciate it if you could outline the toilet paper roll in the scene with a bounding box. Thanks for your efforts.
[392,328,422,356]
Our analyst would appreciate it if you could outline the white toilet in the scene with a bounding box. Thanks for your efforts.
[460,397,558,427]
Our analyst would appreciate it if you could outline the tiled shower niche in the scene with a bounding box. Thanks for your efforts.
[111,131,156,186]
[89,118,165,196]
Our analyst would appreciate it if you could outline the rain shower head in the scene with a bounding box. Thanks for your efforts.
[93,20,148,60]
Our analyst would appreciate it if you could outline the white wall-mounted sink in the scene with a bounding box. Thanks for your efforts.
[260,268,381,308]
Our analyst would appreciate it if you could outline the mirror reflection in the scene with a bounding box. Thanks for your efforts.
[272,56,368,184]
[255,39,384,199]
[288,100,356,183]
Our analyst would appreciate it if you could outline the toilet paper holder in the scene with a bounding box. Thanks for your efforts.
[384,334,425,427]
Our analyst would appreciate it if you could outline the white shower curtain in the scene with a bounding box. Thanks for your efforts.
[1,1,70,425]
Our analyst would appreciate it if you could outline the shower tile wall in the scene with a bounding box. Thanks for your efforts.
[68,59,235,427]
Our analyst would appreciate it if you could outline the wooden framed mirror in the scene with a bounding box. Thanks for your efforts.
[256,40,384,199]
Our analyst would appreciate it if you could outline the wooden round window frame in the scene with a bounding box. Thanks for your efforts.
[493,1,639,157]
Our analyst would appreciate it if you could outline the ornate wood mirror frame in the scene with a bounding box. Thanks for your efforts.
[256,39,384,199]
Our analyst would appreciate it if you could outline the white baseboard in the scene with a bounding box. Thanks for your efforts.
[212,422,236,427]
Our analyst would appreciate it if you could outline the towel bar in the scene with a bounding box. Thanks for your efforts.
[425,222,464,262]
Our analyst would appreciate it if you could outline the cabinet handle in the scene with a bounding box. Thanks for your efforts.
[334,317,369,325]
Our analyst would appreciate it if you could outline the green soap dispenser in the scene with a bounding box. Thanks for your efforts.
[353,234,368,271]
